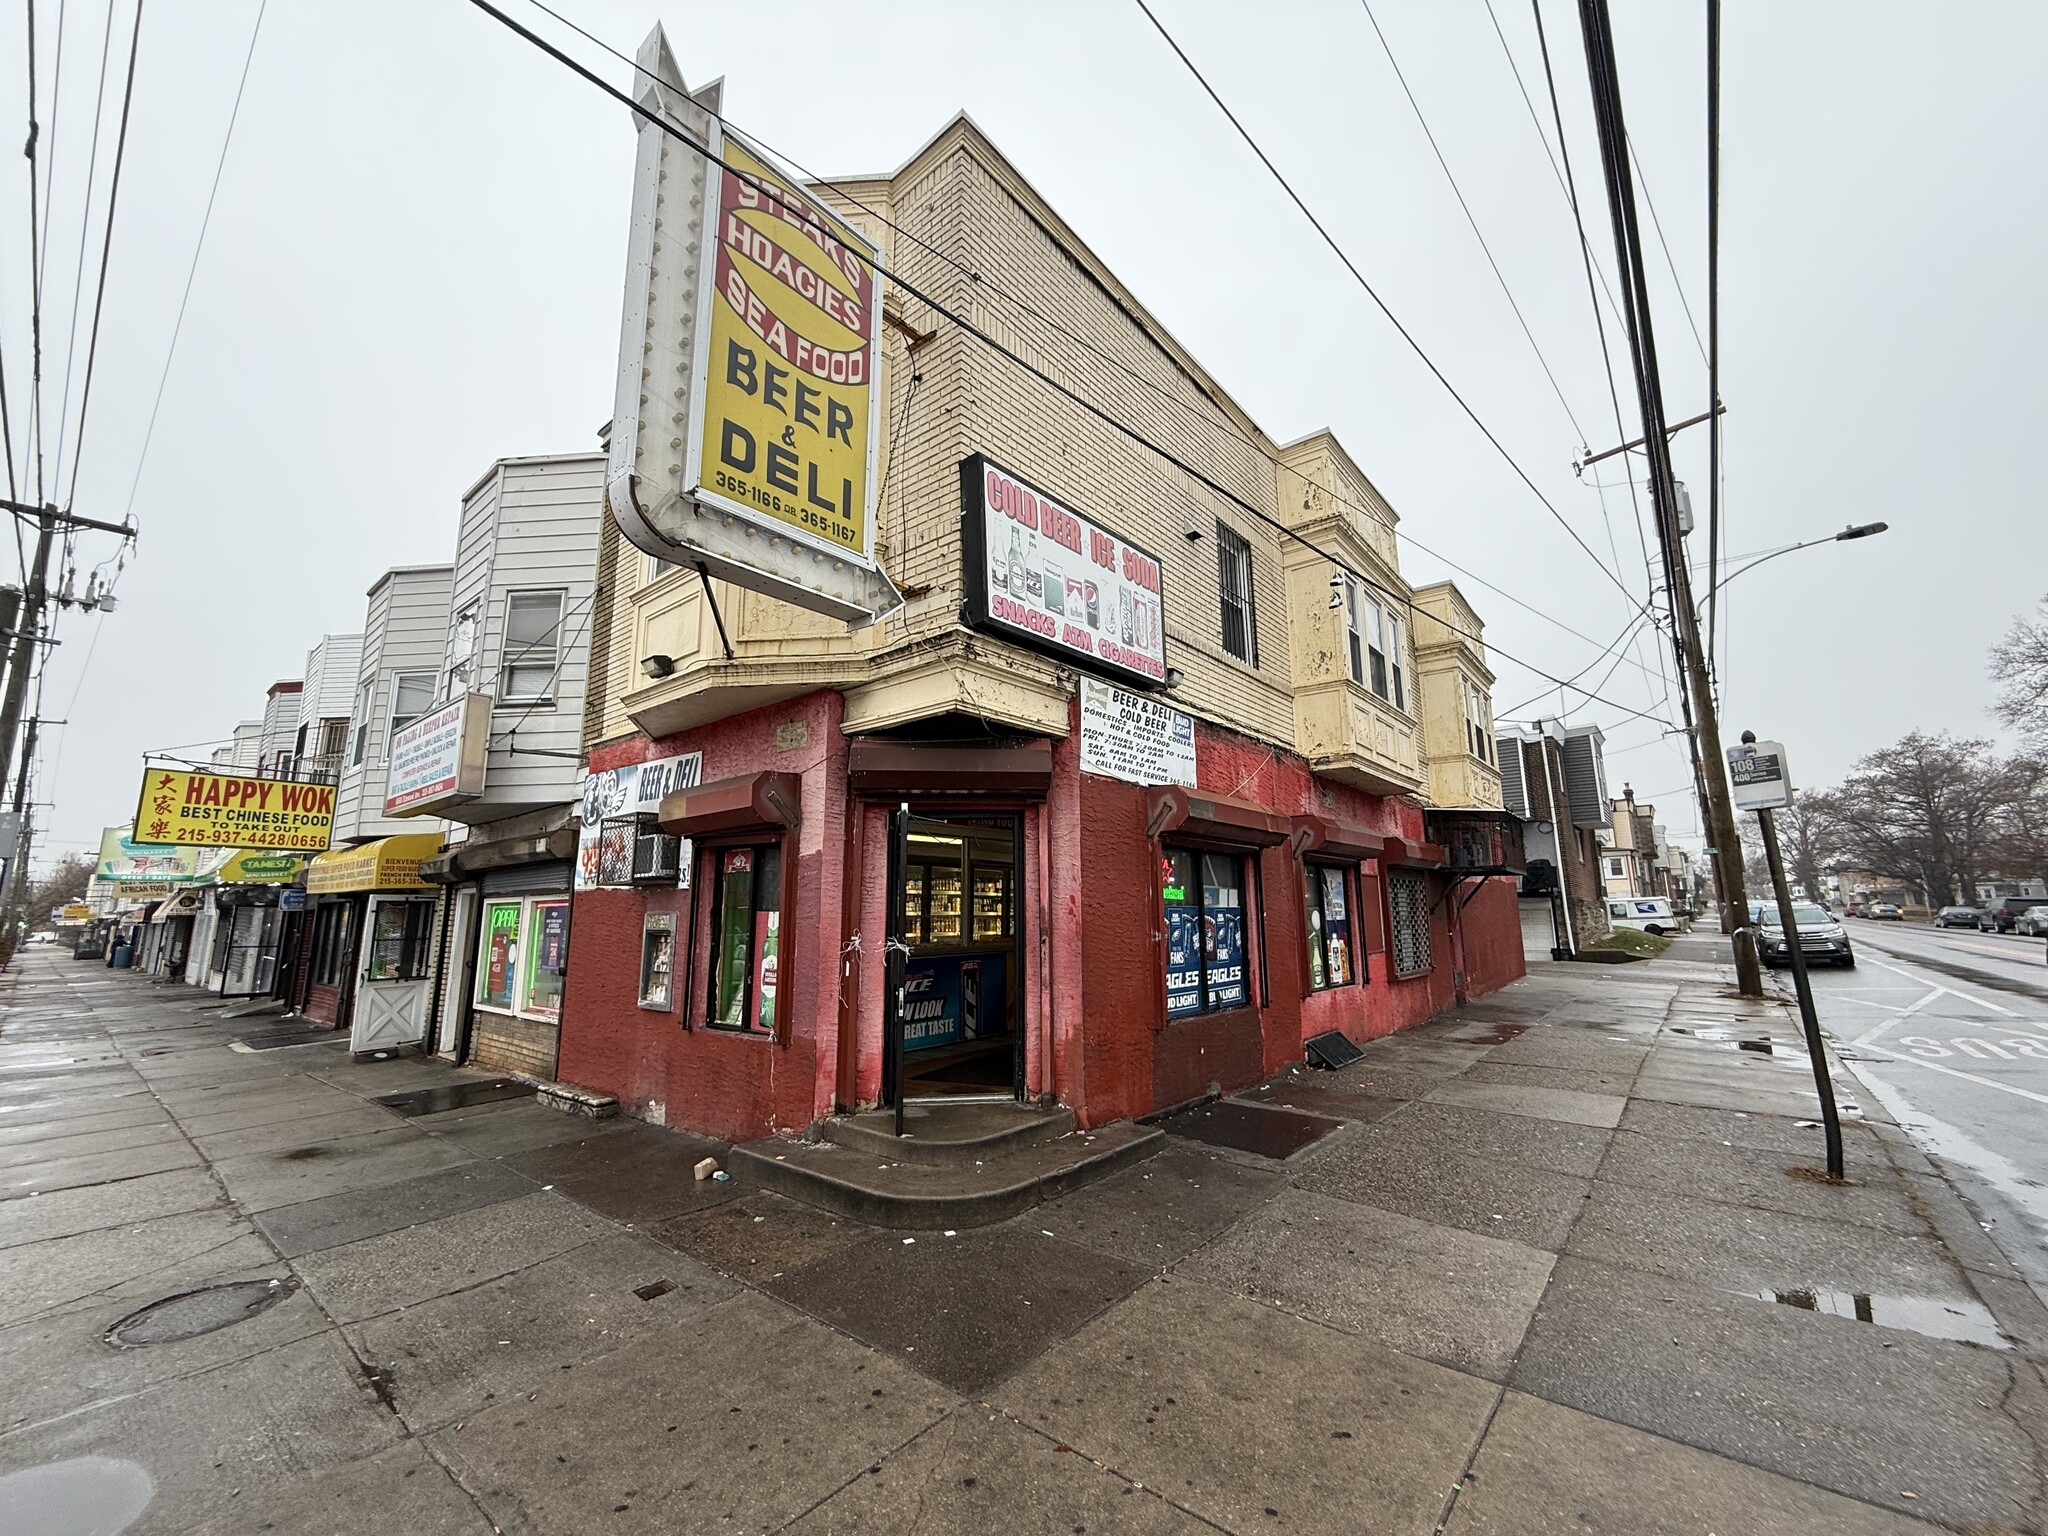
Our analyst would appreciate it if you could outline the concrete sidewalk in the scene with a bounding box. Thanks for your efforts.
[1,949,2043,1535]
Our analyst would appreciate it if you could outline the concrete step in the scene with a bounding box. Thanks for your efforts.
[821,1100,1077,1166]
[730,1117,1163,1230]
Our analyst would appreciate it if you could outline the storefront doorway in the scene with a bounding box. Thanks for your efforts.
[891,814,1021,1100]
[349,894,438,1055]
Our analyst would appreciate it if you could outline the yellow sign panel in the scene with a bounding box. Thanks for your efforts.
[135,769,334,852]
[60,903,93,921]
[217,850,308,884]
[693,134,881,561]
[305,833,441,895]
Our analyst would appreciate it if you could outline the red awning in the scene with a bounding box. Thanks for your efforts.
[1145,786,1292,847]
[1288,814,1387,863]
[657,771,801,837]
[1381,836,1446,868]
[846,741,1053,798]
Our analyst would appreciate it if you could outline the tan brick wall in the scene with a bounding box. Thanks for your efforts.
[470,1010,558,1081]
[584,118,1499,787]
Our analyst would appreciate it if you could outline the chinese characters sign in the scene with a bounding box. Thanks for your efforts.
[134,769,334,852]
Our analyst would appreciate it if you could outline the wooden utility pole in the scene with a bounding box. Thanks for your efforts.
[1576,0,1762,995]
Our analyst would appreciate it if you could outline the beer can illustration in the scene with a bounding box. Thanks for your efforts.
[1084,581,1100,628]
[1044,557,1065,615]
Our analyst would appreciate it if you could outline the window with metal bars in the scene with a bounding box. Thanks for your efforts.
[1216,523,1257,666]
[1387,870,1433,979]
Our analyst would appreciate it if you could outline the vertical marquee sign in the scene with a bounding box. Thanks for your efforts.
[606,26,898,624]
[959,454,1169,689]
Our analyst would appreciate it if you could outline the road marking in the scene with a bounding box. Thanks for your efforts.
[1857,951,2019,1016]
[1855,1041,2048,1106]
[1853,986,1944,1047]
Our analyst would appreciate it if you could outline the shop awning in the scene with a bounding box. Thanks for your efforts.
[148,888,207,921]
[1381,836,1447,869]
[1144,786,1292,847]
[1288,814,1386,863]
[658,771,801,838]
[305,833,444,894]
[1422,808,1528,876]
[846,741,1054,799]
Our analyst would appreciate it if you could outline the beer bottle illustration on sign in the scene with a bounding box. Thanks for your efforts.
[1006,528,1025,601]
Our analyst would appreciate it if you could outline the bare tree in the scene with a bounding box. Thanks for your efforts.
[1991,595,2048,740]
[1827,732,2008,905]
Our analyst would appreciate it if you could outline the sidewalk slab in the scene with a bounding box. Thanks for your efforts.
[997,1277,1497,1536]
[1443,1391,1949,1535]
[1297,1131,1592,1251]
[1179,1186,1555,1380]
[1422,1079,1627,1130]
[784,1406,1212,1535]
[1510,1254,2040,1531]
[0,1165,224,1250]
[253,1159,537,1257]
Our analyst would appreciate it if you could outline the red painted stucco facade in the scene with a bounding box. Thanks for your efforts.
[557,690,1525,1143]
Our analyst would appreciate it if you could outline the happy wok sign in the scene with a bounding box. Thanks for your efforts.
[135,768,335,852]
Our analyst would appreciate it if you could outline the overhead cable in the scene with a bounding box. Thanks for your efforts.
[464,0,1679,730]
[1132,0,1650,619]
[516,0,1665,691]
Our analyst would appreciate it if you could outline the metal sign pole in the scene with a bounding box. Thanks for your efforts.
[1757,805,1844,1179]
[885,803,909,1138]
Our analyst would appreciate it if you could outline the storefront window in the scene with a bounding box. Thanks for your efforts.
[1388,870,1433,979]
[366,899,434,982]
[1163,846,1249,1018]
[524,900,570,1019]
[310,902,356,988]
[1304,863,1356,989]
[478,900,521,1010]
[707,845,780,1035]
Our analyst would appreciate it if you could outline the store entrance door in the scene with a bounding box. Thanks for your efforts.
[350,895,437,1055]
[892,814,1022,1100]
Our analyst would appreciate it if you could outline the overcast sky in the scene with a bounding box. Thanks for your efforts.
[5,0,2042,867]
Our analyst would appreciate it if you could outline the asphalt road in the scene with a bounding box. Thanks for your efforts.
[1801,918,2048,1298]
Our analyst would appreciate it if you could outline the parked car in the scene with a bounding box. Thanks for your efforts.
[1935,906,1985,929]
[1868,902,1903,920]
[1607,897,1678,936]
[1844,901,1864,918]
[1755,902,1856,968]
[1979,896,2048,934]
[2013,907,2048,939]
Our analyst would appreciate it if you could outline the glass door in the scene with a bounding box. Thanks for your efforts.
[893,815,1021,1100]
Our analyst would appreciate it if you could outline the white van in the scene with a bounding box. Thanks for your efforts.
[1607,897,1678,935]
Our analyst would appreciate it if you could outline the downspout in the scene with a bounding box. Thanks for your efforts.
[1538,730,1578,956]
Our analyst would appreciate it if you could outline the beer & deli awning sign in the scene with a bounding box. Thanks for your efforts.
[960,454,1168,689]
[135,769,334,852]
[603,29,897,623]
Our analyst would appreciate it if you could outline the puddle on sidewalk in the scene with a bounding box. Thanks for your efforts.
[1449,1023,1534,1046]
[1157,1099,1342,1160]
[375,1079,536,1117]
[0,1458,153,1536]
[1743,1286,2012,1349]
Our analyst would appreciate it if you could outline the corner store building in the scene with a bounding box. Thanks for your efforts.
[557,117,1522,1143]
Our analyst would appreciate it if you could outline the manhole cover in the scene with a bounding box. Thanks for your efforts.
[105,1278,299,1348]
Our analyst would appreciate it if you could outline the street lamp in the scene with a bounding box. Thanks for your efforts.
[1698,522,1888,620]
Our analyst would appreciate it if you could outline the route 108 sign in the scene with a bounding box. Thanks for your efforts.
[1727,739,1794,812]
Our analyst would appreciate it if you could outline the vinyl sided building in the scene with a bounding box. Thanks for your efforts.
[556,117,1523,1144]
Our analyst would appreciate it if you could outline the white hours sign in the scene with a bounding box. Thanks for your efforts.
[1726,739,1793,812]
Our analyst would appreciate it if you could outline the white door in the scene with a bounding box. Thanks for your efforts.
[436,888,476,1057]
[351,895,435,1054]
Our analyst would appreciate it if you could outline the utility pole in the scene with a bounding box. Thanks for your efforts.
[1576,0,1763,996]
[1,713,39,940]
[0,509,54,804]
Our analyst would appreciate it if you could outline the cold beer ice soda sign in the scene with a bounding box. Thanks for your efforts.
[960,454,1168,689]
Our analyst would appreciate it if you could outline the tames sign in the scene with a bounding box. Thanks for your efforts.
[135,769,334,852]
[960,455,1168,689]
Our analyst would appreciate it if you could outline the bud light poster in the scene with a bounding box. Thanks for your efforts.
[902,954,1007,1051]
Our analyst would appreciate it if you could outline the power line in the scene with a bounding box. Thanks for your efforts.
[1626,135,1708,367]
[61,0,146,517]
[503,0,1664,695]
[462,0,1678,731]
[1357,0,1587,444]
[47,0,120,511]
[120,0,264,538]
[1132,0,1650,620]
[25,0,48,503]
